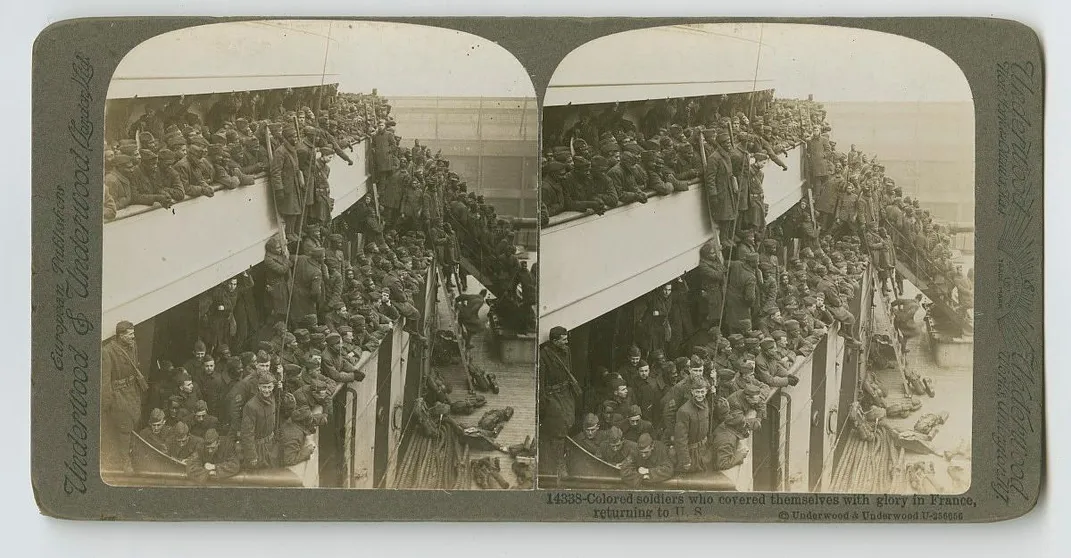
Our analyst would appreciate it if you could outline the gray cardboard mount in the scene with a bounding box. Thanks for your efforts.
[30,17,1043,522]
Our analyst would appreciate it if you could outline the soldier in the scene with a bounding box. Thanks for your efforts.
[620,404,655,443]
[608,376,635,418]
[631,360,664,425]
[637,283,674,358]
[675,376,713,473]
[320,332,358,384]
[292,378,333,425]
[137,408,171,454]
[240,371,279,470]
[727,383,767,429]
[187,428,241,483]
[290,246,324,322]
[596,426,635,468]
[605,149,648,206]
[575,413,606,456]
[102,320,149,473]
[278,407,318,467]
[703,130,737,249]
[540,326,581,481]
[724,252,760,335]
[621,433,675,487]
[754,337,800,388]
[588,155,622,209]
[695,240,726,330]
[165,421,204,465]
[711,410,752,471]
[198,355,229,420]
[562,157,608,215]
[270,125,304,240]
[187,400,220,439]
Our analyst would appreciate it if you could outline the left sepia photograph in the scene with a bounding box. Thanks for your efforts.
[100,20,539,490]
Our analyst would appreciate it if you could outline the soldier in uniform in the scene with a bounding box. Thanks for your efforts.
[754,337,800,388]
[539,326,581,481]
[675,376,713,473]
[596,426,635,468]
[240,371,279,470]
[620,404,655,443]
[621,433,675,487]
[562,157,608,215]
[187,428,241,483]
[695,240,726,330]
[711,410,752,471]
[102,320,149,473]
[187,400,219,439]
[605,150,648,206]
[631,360,664,427]
[137,408,171,454]
[278,407,318,467]
[165,421,204,465]
[270,125,304,240]
[724,252,760,335]
[575,413,606,456]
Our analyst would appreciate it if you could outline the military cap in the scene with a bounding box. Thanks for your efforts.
[607,426,624,443]
[283,364,302,377]
[572,156,591,169]
[291,406,313,424]
[739,360,756,372]
[610,376,627,389]
[173,421,190,436]
[337,325,353,335]
[240,351,256,366]
[637,433,654,450]
[760,337,777,349]
[549,326,568,341]
[175,369,191,383]
[115,320,135,334]
[784,319,801,331]
[192,399,208,413]
[582,413,599,428]
[716,368,737,380]
[204,429,220,444]
[326,332,342,344]
[688,355,705,370]
[149,408,166,422]
[590,155,610,171]
[688,376,710,391]
[310,333,326,345]
[293,328,310,342]
[771,330,787,340]
[628,404,642,419]
[627,345,642,358]
[310,377,330,392]
[304,359,321,372]
[156,149,178,164]
[743,383,763,396]
[206,144,224,157]
[716,337,732,350]
[623,143,644,155]
[255,371,276,386]
[189,135,210,148]
[724,410,747,427]
[235,117,249,126]
[744,252,760,264]
[251,350,269,364]
[802,296,818,306]
[728,333,745,345]
[826,294,843,307]
[112,154,135,167]
[763,305,780,317]
[139,149,158,161]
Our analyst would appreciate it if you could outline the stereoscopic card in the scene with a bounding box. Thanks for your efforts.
[30,17,1042,522]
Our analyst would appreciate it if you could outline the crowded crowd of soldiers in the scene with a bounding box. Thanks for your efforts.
[101,88,532,480]
[103,87,379,225]
[363,123,538,333]
[540,94,971,487]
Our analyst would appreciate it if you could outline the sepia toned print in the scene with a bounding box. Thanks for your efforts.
[99,20,539,489]
[538,23,974,493]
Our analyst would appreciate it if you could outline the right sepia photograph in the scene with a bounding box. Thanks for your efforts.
[537,23,974,494]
